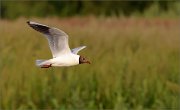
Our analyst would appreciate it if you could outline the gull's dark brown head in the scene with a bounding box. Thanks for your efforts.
[79,56,91,64]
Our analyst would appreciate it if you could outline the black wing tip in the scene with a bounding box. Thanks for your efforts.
[26,21,31,25]
[26,21,33,27]
[27,21,50,34]
[26,21,34,28]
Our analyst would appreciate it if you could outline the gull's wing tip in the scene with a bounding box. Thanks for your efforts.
[26,21,30,25]
[27,21,50,34]
[27,21,34,26]
[26,21,49,27]
[27,21,37,25]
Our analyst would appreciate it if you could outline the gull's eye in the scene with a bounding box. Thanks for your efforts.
[83,58,85,60]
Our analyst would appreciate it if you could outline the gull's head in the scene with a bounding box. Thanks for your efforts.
[79,56,91,64]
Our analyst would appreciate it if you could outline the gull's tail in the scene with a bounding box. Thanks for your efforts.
[36,59,52,68]
[36,60,46,67]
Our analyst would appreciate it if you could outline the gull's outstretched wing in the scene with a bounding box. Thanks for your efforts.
[71,46,86,54]
[27,21,71,58]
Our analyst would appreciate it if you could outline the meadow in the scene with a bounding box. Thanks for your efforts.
[0,17,179,109]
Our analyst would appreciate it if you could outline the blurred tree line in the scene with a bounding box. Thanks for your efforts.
[0,1,179,19]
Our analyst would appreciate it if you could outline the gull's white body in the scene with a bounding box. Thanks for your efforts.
[37,53,80,67]
[27,21,86,67]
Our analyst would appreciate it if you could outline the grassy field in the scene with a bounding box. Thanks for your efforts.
[0,17,179,109]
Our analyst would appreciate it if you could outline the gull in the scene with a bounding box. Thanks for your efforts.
[27,21,90,68]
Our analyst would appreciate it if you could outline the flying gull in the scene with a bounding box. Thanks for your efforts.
[27,21,90,68]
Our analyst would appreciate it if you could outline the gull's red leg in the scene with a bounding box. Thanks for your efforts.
[41,64,52,68]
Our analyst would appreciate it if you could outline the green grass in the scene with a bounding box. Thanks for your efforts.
[0,17,179,109]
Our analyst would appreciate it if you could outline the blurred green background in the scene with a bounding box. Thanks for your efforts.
[0,1,180,109]
[1,1,180,19]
